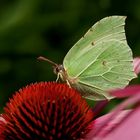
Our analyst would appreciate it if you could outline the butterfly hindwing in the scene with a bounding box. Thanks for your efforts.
[77,40,135,100]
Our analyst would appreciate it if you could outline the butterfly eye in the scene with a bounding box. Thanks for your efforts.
[53,65,64,74]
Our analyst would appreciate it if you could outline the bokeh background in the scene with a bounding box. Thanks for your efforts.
[0,0,140,112]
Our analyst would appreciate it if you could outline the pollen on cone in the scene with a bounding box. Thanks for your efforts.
[0,82,94,140]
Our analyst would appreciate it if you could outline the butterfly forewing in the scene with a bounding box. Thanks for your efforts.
[64,16,127,73]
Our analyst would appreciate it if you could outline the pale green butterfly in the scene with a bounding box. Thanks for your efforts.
[38,16,136,100]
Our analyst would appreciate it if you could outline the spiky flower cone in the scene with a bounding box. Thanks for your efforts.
[0,82,94,140]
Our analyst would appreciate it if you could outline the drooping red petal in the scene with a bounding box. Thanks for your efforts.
[86,88,140,140]
[87,110,130,140]
[133,57,140,75]
[0,82,94,140]
[98,107,140,140]
[110,85,140,98]
[92,100,108,117]
[88,109,140,140]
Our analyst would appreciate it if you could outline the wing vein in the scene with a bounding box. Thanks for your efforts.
[75,43,111,77]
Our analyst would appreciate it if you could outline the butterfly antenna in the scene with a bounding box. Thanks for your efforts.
[37,56,58,67]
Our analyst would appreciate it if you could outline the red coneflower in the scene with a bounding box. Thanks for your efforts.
[1,83,140,140]
[0,82,94,140]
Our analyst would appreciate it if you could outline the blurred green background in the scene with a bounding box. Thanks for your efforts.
[0,0,140,111]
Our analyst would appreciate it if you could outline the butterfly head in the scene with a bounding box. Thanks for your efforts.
[53,64,69,82]
[37,56,67,82]
[53,64,64,74]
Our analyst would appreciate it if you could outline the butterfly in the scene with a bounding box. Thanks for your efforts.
[38,16,136,100]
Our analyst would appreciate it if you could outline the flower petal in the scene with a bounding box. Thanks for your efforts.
[88,110,130,140]
[110,85,140,98]
[92,100,108,117]
[133,57,140,75]
[86,91,140,140]
[102,107,140,140]
[89,108,140,140]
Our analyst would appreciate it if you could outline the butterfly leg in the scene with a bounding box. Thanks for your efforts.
[56,73,60,82]
[66,80,71,88]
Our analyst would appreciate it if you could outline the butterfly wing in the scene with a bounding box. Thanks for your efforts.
[72,40,136,100]
[64,16,127,75]
[63,16,136,100]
